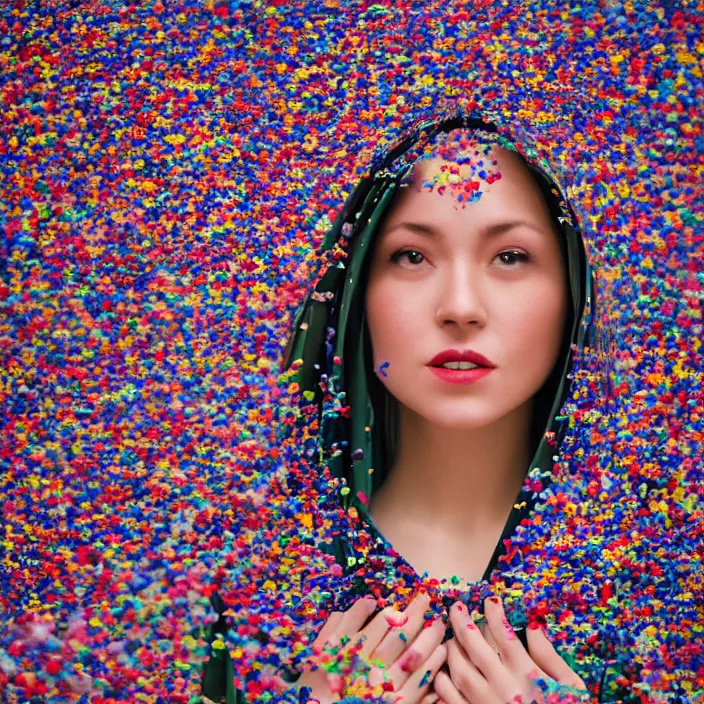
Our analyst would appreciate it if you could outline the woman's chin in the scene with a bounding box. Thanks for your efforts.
[399,402,512,432]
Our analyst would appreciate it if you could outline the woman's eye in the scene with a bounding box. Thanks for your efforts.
[496,250,530,267]
[389,249,529,268]
[390,249,425,266]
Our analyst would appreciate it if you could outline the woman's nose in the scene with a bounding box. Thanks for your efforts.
[434,266,487,328]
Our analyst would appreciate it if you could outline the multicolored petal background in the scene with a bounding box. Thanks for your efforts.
[1,0,703,701]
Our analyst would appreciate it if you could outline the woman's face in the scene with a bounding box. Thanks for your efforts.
[364,146,569,431]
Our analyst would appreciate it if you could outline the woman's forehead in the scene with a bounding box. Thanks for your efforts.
[374,151,560,245]
[397,149,547,212]
[403,132,533,204]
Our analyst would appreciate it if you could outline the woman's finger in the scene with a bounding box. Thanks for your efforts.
[445,637,487,702]
[448,602,502,681]
[482,597,536,672]
[433,669,471,704]
[525,625,588,690]
[387,617,445,680]
[312,611,344,651]
[477,619,499,654]
[392,642,448,703]
[326,596,378,649]
[294,611,347,697]
[389,620,447,698]
[372,592,432,667]
[353,606,404,660]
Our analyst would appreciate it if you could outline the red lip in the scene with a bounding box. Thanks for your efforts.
[427,349,496,368]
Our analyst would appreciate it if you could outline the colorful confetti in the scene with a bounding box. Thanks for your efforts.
[1,0,703,703]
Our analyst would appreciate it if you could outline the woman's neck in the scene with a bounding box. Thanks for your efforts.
[370,401,533,539]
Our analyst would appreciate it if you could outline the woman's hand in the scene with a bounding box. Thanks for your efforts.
[281,593,448,703]
[433,597,589,704]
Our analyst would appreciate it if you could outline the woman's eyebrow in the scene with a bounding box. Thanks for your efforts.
[382,220,548,238]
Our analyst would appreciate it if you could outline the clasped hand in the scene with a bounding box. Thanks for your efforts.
[274,594,589,704]
[434,598,589,704]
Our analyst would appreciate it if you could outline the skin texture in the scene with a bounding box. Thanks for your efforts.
[363,145,570,584]
[365,146,568,441]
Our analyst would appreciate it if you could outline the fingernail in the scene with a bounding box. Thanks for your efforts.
[466,619,479,630]
[487,596,500,605]
[528,621,547,635]
[453,602,465,613]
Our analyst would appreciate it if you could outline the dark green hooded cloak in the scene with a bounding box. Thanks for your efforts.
[202,114,635,704]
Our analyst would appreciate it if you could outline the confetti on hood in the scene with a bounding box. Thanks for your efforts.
[1,0,703,702]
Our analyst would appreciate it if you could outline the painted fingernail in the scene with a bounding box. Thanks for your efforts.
[487,596,500,605]
[528,621,547,635]
[453,602,465,613]
[502,617,517,640]
[466,619,479,630]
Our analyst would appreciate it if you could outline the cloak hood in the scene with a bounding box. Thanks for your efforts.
[282,114,595,542]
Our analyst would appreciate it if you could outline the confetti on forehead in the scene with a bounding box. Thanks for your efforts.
[400,128,507,205]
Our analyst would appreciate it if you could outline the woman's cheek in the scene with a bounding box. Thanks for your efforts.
[510,291,565,366]
[369,293,418,375]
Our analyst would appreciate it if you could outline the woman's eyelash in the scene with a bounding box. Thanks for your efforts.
[496,250,530,266]
[389,249,424,265]
[389,249,531,266]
